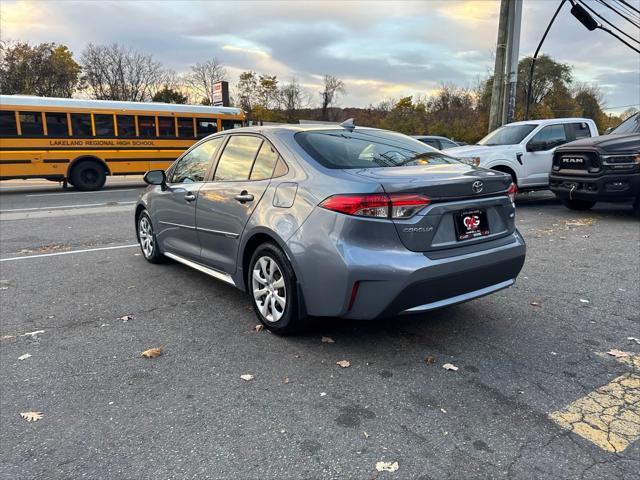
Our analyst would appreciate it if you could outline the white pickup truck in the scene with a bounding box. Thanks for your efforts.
[447,118,599,189]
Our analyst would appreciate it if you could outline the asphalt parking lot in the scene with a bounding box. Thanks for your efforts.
[1,180,638,480]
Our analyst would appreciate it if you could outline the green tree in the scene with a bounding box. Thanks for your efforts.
[152,87,188,104]
[380,96,428,135]
[236,71,258,118]
[0,42,81,97]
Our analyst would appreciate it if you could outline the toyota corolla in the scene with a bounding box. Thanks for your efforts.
[135,122,526,333]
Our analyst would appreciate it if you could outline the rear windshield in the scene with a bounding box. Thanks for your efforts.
[295,130,459,169]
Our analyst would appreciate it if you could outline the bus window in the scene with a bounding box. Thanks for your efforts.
[196,118,217,138]
[0,111,18,136]
[221,119,242,131]
[45,112,69,136]
[117,115,136,137]
[177,117,194,138]
[71,113,93,136]
[94,114,115,137]
[138,116,156,137]
[158,116,175,137]
[19,112,44,136]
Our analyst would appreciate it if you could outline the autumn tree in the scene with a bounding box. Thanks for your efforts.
[185,58,228,105]
[152,87,188,104]
[319,74,345,121]
[0,42,81,97]
[379,97,428,135]
[280,78,310,123]
[235,71,259,118]
[81,43,165,101]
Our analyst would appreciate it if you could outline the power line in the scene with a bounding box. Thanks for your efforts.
[578,0,640,43]
[595,0,640,28]
[616,0,640,15]
[602,103,640,110]
[612,0,640,22]
[598,23,640,51]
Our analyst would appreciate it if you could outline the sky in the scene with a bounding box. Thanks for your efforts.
[2,0,639,113]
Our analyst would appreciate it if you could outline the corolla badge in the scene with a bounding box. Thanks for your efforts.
[472,180,484,193]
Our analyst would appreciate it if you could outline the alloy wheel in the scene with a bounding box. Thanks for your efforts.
[252,256,287,323]
[138,216,154,258]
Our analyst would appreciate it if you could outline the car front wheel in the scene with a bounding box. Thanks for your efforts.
[249,243,305,334]
[562,198,596,211]
[137,211,163,263]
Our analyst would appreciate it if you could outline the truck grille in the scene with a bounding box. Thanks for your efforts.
[552,151,600,174]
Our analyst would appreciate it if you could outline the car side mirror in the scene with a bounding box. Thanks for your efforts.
[604,127,612,135]
[527,141,546,152]
[143,170,166,189]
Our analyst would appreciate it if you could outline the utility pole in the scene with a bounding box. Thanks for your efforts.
[502,0,522,125]
[488,0,510,133]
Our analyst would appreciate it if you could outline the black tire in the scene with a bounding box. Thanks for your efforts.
[70,160,107,191]
[137,210,164,264]
[248,242,305,334]
[562,198,596,211]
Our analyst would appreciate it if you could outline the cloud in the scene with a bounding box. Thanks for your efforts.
[1,0,637,112]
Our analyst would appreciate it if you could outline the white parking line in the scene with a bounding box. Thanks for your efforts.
[26,189,139,197]
[0,244,139,262]
[0,201,136,213]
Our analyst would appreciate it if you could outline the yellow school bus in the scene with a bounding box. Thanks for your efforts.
[0,95,245,190]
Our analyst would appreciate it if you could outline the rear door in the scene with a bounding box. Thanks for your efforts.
[153,137,222,260]
[197,135,280,273]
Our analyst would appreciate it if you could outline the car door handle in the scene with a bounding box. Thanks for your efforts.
[234,192,254,203]
[184,193,197,202]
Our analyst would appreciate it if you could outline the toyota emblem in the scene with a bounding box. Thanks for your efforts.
[472,181,484,193]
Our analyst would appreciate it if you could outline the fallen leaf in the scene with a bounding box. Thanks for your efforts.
[375,461,399,472]
[440,408,447,413]
[283,377,290,384]
[18,353,31,361]
[607,349,630,358]
[254,324,264,332]
[21,330,44,337]
[320,392,327,397]
[425,355,436,365]
[565,218,595,227]
[20,411,43,422]
[628,337,640,345]
[442,363,459,371]
[321,336,335,343]
[337,360,350,368]
[363,431,370,439]
[579,299,590,304]
[240,374,254,381]
[141,347,162,358]
[530,302,541,307]
[1,335,15,340]
[119,314,134,322]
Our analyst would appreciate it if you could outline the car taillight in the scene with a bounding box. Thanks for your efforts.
[507,182,517,203]
[320,193,431,219]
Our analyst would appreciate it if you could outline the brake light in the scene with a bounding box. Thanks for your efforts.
[507,182,517,203]
[320,193,430,219]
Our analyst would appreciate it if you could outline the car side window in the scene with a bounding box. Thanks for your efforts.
[170,137,222,184]
[529,124,567,150]
[214,135,263,181]
[440,139,458,149]
[571,122,591,140]
[250,141,279,181]
[420,138,440,148]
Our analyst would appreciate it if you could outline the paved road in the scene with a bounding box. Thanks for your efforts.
[1,182,638,479]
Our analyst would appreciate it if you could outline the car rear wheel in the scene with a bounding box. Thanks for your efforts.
[71,160,106,191]
[562,198,596,211]
[137,211,163,263]
[249,243,304,334]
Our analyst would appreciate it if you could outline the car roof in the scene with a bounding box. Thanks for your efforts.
[222,124,383,134]
[505,118,592,126]
[412,135,449,140]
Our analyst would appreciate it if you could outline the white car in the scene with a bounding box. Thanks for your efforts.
[448,118,598,189]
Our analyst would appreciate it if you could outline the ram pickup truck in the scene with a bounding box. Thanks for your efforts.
[448,118,598,189]
[549,113,640,215]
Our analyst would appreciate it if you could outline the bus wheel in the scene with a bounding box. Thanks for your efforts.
[71,160,107,191]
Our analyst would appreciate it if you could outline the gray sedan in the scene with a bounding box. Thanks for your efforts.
[136,123,525,333]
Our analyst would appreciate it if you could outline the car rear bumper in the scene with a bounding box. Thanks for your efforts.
[287,207,526,319]
[549,172,640,202]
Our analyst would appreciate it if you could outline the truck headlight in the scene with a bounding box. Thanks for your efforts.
[458,156,481,166]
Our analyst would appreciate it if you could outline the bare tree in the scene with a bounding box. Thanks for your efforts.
[319,74,345,121]
[81,43,164,101]
[280,78,310,123]
[185,59,228,105]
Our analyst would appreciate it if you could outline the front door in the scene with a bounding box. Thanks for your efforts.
[522,124,568,187]
[154,137,222,260]
[197,135,279,274]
